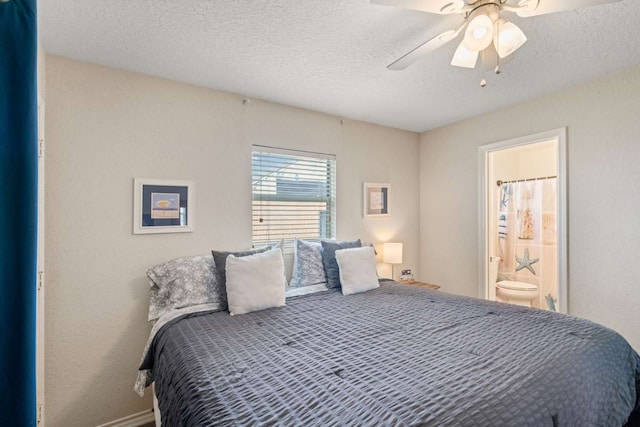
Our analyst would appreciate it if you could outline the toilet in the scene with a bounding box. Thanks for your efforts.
[495,280,539,307]
[489,257,539,307]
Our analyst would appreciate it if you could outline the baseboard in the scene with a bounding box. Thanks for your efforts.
[96,409,155,427]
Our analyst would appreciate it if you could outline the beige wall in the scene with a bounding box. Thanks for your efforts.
[44,55,420,426]
[419,65,640,352]
[490,141,557,183]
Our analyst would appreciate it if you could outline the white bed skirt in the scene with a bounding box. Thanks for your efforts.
[153,383,161,426]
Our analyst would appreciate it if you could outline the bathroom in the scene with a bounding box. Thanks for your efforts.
[487,139,559,311]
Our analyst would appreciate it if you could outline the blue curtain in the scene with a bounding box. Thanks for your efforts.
[0,0,38,425]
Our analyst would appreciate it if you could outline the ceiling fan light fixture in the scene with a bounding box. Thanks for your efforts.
[376,0,622,83]
[494,19,527,58]
[464,14,494,52]
[451,41,479,68]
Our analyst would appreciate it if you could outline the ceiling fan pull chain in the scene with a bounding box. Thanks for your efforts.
[480,49,487,87]
[495,20,501,75]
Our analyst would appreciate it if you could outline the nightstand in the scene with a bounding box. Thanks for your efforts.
[399,281,441,290]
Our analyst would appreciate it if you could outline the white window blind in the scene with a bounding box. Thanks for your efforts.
[252,145,336,252]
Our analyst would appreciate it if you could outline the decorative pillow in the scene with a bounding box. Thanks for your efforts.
[289,239,327,288]
[321,239,362,289]
[269,239,284,250]
[146,255,223,321]
[225,248,287,315]
[212,246,271,302]
[335,246,380,296]
[285,283,329,298]
[362,241,378,255]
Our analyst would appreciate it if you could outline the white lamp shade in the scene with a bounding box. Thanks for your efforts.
[493,19,527,58]
[383,243,403,264]
[463,14,494,52]
[451,41,479,68]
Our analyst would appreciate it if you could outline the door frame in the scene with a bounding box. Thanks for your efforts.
[478,128,568,313]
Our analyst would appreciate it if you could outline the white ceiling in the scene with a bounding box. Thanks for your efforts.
[38,0,640,133]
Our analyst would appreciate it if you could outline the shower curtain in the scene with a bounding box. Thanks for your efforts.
[498,178,557,310]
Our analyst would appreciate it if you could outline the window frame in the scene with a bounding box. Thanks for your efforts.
[251,145,336,253]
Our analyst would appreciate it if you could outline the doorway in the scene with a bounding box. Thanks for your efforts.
[478,129,567,313]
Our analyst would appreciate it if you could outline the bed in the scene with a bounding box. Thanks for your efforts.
[138,280,640,426]
[136,242,640,425]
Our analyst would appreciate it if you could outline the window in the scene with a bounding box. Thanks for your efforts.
[252,145,336,252]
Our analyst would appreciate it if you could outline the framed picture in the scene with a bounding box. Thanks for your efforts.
[133,178,194,234]
[363,182,390,218]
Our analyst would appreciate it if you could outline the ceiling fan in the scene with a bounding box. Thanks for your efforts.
[374,0,620,85]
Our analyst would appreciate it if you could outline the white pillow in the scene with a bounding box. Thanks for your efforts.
[226,248,286,315]
[335,246,379,296]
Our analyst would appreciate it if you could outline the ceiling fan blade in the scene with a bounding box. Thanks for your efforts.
[516,0,621,17]
[371,0,466,15]
[388,22,467,70]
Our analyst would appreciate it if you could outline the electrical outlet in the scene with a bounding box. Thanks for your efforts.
[400,269,413,282]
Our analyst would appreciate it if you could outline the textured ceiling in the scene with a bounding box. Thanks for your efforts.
[38,0,640,132]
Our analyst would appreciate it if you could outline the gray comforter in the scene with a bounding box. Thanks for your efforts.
[141,282,640,426]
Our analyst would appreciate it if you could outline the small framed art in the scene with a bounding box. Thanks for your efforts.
[363,182,390,218]
[133,178,194,234]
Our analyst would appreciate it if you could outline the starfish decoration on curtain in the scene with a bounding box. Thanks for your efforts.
[515,248,539,275]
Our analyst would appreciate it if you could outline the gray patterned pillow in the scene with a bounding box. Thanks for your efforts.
[289,239,327,288]
[147,255,223,321]
[321,239,362,289]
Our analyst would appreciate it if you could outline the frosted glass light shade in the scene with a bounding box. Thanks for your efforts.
[463,14,494,52]
[383,243,403,264]
[494,19,527,58]
[451,41,479,68]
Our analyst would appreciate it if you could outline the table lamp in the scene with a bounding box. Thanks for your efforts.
[383,242,403,280]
